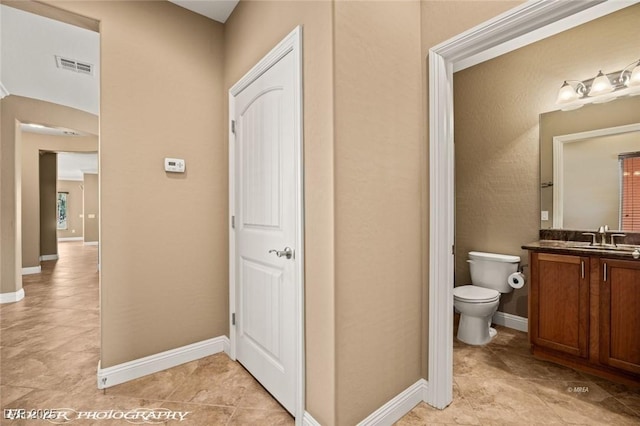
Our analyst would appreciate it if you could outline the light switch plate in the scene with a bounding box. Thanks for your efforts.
[541,211,549,221]
[165,157,185,173]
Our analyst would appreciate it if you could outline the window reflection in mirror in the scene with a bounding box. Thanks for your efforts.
[621,152,640,231]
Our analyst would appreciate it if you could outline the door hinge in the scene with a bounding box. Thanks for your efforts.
[231,215,235,229]
[232,313,236,326]
[452,244,455,255]
[231,120,236,134]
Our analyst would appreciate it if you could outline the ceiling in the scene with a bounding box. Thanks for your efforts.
[0,4,100,115]
[2,1,235,181]
[57,152,98,181]
[169,0,239,23]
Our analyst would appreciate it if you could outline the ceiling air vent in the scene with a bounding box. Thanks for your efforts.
[55,55,94,76]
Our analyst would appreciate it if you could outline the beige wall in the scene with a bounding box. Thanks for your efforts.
[20,131,98,268]
[41,0,228,368]
[453,4,640,318]
[224,2,335,423]
[57,180,84,239]
[333,1,422,424]
[83,173,99,243]
[39,152,58,257]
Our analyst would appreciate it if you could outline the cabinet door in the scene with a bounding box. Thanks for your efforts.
[600,259,640,374]
[530,253,589,358]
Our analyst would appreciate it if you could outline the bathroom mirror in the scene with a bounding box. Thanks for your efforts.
[540,96,640,231]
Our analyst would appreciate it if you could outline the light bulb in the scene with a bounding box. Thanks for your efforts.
[588,71,614,96]
[626,62,640,88]
[555,81,579,104]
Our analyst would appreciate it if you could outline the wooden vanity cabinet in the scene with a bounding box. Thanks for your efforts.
[529,252,590,359]
[599,258,640,375]
[528,251,640,384]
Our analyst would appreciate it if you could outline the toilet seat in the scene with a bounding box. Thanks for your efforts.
[453,285,500,303]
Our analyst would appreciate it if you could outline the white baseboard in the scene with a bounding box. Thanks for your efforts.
[97,335,230,389]
[303,412,322,426]
[84,241,99,246]
[40,254,59,261]
[492,311,528,332]
[21,266,41,275]
[357,379,428,426]
[0,288,25,304]
[59,237,83,242]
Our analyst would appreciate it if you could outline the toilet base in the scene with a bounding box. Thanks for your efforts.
[457,314,497,345]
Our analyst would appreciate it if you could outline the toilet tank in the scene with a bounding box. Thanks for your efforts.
[468,251,520,293]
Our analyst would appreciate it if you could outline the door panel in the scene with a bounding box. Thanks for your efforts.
[530,253,589,358]
[600,259,640,374]
[233,50,296,414]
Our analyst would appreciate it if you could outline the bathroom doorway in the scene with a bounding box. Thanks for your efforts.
[427,0,638,409]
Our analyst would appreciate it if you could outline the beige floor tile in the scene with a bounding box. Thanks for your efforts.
[394,400,481,425]
[168,356,255,406]
[0,385,35,406]
[456,377,565,424]
[160,401,235,425]
[236,379,287,411]
[107,361,199,401]
[453,345,513,379]
[228,408,294,425]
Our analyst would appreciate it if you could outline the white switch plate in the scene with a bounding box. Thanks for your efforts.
[165,157,185,173]
[541,211,549,221]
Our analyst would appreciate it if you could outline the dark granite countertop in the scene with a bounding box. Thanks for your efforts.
[522,240,640,261]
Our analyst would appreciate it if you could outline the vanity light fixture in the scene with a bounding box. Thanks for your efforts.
[555,58,640,111]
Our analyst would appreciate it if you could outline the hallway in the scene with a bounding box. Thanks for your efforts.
[0,242,292,425]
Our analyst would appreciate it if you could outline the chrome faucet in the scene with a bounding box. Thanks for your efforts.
[598,225,609,246]
[611,233,626,247]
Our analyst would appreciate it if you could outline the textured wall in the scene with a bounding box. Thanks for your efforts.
[82,173,98,243]
[454,4,640,318]
[333,1,422,424]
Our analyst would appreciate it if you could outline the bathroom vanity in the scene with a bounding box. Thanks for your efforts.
[523,236,640,385]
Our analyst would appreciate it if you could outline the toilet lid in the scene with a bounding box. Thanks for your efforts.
[453,285,500,303]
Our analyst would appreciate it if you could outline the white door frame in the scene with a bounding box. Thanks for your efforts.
[228,26,305,423]
[426,0,638,409]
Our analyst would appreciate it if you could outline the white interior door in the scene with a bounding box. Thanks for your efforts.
[232,46,298,415]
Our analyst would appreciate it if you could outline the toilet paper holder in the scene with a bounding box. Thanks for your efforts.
[518,264,528,274]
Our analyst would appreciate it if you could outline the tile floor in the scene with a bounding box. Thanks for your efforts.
[397,322,640,425]
[2,242,639,425]
[0,242,292,425]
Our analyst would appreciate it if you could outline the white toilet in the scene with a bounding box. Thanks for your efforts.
[453,251,520,345]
